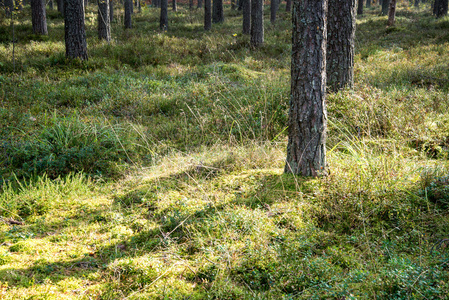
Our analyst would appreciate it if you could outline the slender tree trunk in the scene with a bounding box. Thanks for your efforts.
[231,0,236,9]
[286,0,328,177]
[270,0,278,23]
[286,0,291,11]
[98,0,110,40]
[366,0,370,7]
[327,0,355,91]
[49,0,53,9]
[124,0,132,28]
[250,0,263,47]
[197,0,202,8]
[160,0,168,30]
[357,0,363,14]
[204,0,211,30]
[387,0,396,25]
[4,0,13,16]
[64,0,88,60]
[212,0,224,23]
[172,0,176,11]
[109,0,113,22]
[189,0,193,9]
[238,0,243,10]
[57,0,64,15]
[242,0,250,34]
[381,0,388,15]
[31,0,48,35]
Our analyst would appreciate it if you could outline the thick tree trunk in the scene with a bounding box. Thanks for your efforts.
[160,0,168,30]
[64,0,88,60]
[381,0,388,15]
[286,0,291,11]
[387,0,396,25]
[97,0,110,40]
[124,0,132,28]
[327,0,355,91]
[212,0,224,23]
[31,0,48,35]
[270,0,278,23]
[242,0,250,34]
[357,0,363,14]
[204,0,211,30]
[172,0,176,11]
[250,0,263,47]
[285,0,328,177]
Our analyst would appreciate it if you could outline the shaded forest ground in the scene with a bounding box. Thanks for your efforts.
[0,1,449,299]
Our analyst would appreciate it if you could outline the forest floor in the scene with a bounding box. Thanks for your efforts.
[0,2,449,299]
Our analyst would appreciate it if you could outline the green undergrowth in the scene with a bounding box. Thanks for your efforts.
[0,1,449,299]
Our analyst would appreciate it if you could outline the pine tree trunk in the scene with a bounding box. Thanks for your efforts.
[242,0,250,34]
[270,0,278,23]
[285,0,328,177]
[124,0,132,28]
[250,0,263,47]
[197,0,202,9]
[387,0,396,25]
[109,0,113,22]
[357,0,363,14]
[204,0,211,30]
[327,0,355,91]
[160,0,168,30]
[381,0,388,15]
[31,0,48,35]
[97,0,110,40]
[172,0,176,11]
[64,0,88,60]
[212,0,224,23]
[286,0,291,11]
[57,0,64,15]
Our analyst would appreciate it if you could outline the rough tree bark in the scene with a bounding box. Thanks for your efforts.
[387,0,396,25]
[160,0,168,30]
[64,0,88,60]
[97,0,110,41]
[327,0,355,91]
[212,0,224,23]
[31,0,48,35]
[124,0,132,28]
[250,0,263,47]
[242,0,250,34]
[204,0,211,30]
[285,0,328,177]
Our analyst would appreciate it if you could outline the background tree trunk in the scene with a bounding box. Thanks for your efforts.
[172,0,176,11]
[49,0,53,9]
[285,0,328,177]
[366,0,370,7]
[270,0,278,23]
[197,0,202,9]
[189,0,193,9]
[434,0,448,17]
[109,0,113,22]
[357,0,363,14]
[124,0,132,28]
[57,0,64,15]
[286,0,291,11]
[160,0,168,30]
[97,0,110,41]
[204,0,211,30]
[250,0,263,47]
[212,0,224,23]
[414,0,419,8]
[381,0,389,15]
[64,0,88,60]
[5,0,14,16]
[242,0,250,34]
[327,0,355,91]
[387,0,396,25]
[31,0,48,35]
